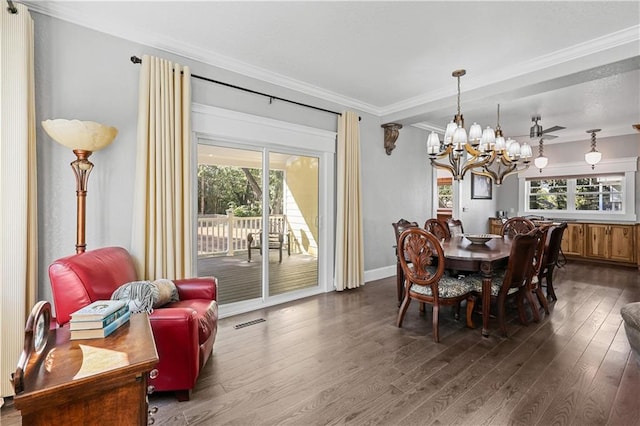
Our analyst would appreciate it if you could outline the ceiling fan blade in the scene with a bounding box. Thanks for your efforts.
[542,125,566,134]
[540,134,557,140]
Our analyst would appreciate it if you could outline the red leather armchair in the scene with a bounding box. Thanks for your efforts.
[48,246,218,401]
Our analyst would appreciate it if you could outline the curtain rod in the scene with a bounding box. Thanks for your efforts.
[6,0,17,14]
[131,56,360,120]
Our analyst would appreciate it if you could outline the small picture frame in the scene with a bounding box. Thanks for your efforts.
[471,172,492,199]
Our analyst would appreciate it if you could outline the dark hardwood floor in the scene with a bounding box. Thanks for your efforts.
[2,262,639,425]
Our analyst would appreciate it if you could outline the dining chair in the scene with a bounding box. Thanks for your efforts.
[527,225,551,322]
[464,228,542,337]
[424,218,450,240]
[446,218,464,237]
[396,227,474,342]
[392,218,420,305]
[537,222,568,302]
[500,216,535,238]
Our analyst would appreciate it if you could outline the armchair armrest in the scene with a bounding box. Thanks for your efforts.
[174,277,218,301]
[148,307,201,392]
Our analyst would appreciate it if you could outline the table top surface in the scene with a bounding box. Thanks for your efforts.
[441,235,512,262]
[14,313,158,404]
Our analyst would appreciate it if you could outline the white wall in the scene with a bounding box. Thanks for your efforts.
[32,13,435,303]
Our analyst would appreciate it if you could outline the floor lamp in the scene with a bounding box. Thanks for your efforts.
[42,119,118,254]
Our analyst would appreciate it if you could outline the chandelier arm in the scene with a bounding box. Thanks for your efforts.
[429,158,458,178]
[461,145,492,177]
[494,166,520,185]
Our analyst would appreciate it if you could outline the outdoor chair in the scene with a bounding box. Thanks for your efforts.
[247,231,289,263]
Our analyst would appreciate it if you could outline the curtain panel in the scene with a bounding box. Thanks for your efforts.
[131,55,193,280]
[0,3,37,398]
[334,111,364,290]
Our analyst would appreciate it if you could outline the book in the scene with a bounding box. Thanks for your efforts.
[70,300,127,321]
[70,311,131,340]
[70,305,129,330]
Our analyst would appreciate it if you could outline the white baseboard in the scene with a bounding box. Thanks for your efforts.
[364,265,396,283]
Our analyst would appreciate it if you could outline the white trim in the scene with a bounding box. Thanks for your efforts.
[364,265,396,283]
[518,156,637,178]
[192,103,336,153]
[518,157,637,222]
[24,2,640,118]
[192,104,336,313]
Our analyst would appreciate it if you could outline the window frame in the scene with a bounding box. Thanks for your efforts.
[517,157,637,222]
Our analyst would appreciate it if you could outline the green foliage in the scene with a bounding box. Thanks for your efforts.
[197,164,283,215]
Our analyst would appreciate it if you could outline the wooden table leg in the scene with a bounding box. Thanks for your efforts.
[481,262,492,337]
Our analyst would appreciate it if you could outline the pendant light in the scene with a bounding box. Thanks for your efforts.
[584,129,602,169]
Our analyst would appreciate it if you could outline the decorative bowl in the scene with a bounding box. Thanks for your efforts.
[464,234,500,244]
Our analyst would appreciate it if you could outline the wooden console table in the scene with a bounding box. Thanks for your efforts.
[13,313,158,425]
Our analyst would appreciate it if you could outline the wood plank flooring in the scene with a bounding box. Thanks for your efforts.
[2,262,639,425]
[198,253,318,304]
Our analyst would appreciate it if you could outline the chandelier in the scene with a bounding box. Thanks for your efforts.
[473,104,533,185]
[426,70,491,180]
[426,71,531,184]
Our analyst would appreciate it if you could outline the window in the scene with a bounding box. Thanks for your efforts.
[575,176,623,211]
[526,174,624,213]
[437,177,453,208]
[528,179,567,210]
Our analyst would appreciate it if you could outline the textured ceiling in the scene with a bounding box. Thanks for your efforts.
[25,1,640,143]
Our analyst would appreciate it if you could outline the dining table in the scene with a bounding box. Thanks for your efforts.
[440,235,512,337]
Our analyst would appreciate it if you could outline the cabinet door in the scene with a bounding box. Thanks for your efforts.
[488,218,503,235]
[586,224,609,259]
[561,223,585,256]
[609,225,635,262]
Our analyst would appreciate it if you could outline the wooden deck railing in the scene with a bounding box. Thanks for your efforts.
[197,211,287,258]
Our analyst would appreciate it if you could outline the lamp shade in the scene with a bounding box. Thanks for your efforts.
[585,150,602,166]
[42,119,117,152]
[534,156,548,169]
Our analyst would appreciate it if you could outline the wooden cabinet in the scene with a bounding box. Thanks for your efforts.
[561,223,585,257]
[488,218,503,235]
[13,313,158,425]
[585,223,635,263]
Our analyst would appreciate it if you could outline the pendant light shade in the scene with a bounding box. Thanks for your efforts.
[584,129,602,169]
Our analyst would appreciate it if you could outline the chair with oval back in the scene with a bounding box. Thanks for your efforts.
[424,218,450,241]
[396,227,474,342]
[391,219,420,305]
[446,218,465,237]
[500,217,535,238]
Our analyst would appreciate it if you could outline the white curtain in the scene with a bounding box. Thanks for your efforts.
[334,111,364,290]
[131,55,193,280]
[0,3,37,399]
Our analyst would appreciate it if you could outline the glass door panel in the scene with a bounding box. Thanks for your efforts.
[196,144,263,304]
[268,152,319,296]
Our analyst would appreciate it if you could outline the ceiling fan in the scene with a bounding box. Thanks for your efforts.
[528,115,565,139]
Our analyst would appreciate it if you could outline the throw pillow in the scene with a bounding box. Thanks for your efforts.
[111,279,179,313]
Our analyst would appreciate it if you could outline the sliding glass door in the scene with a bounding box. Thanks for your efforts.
[195,142,319,308]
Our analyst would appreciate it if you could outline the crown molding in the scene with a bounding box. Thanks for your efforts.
[24,2,639,120]
[380,25,640,116]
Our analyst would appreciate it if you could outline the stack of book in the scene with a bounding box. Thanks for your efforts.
[70,300,130,340]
